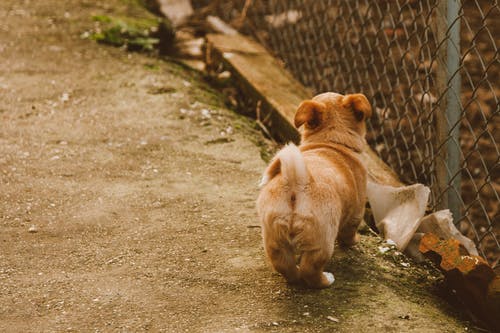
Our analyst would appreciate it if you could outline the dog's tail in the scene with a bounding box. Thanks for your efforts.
[258,144,313,266]
[259,143,309,189]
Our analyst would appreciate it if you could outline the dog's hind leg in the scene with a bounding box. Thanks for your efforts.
[265,242,300,284]
[298,249,334,288]
[338,214,363,247]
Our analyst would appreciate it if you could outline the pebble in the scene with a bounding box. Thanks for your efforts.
[386,239,397,246]
[326,316,339,323]
[28,225,38,233]
[378,246,391,254]
[60,92,70,102]
[200,109,211,119]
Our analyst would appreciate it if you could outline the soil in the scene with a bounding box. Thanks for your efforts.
[0,0,482,332]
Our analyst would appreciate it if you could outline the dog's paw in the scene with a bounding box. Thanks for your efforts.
[323,272,335,285]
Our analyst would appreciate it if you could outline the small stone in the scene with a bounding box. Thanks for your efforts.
[386,239,396,246]
[217,71,231,81]
[326,316,339,323]
[302,312,310,316]
[28,225,38,233]
[378,246,391,254]
[200,109,211,119]
[60,92,70,102]
[49,45,64,52]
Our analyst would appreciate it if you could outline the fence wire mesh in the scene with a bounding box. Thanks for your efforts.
[193,0,499,268]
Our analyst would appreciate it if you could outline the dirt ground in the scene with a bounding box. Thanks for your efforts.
[0,1,483,332]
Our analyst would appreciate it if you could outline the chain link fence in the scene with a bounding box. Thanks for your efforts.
[193,0,499,268]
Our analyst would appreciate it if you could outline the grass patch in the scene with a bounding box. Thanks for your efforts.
[144,63,161,70]
[87,15,160,51]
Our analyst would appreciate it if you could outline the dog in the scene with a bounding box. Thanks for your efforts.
[256,92,372,288]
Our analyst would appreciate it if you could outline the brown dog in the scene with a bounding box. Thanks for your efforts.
[256,92,372,288]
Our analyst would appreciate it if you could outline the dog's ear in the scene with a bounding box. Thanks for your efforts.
[342,94,372,121]
[294,100,326,129]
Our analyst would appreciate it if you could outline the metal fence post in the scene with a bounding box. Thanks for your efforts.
[435,0,462,223]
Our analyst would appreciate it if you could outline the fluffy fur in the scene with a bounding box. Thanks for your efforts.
[256,92,372,288]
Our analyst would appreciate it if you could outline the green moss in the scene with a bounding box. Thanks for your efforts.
[144,62,161,71]
[89,15,160,51]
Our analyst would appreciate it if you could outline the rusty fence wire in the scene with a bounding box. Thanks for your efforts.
[193,0,500,268]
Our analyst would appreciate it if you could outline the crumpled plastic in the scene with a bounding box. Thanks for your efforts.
[366,181,479,261]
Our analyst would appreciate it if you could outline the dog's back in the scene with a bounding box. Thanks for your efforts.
[257,142,365,243]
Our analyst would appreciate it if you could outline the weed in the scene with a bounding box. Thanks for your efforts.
[87,15,161,51]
